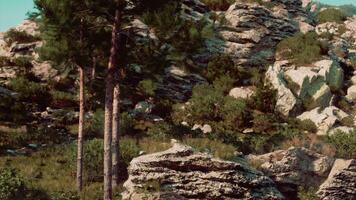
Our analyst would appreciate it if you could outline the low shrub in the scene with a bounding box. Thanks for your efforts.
[317,8,348,24]
[0,168,26,200]
[8,76,52,107]
[276,32,328,65]
[137,79,156,97]
[205,54,238,82]
[297,187,319,200]
[3,28,40,46]
[50,90,77,108]
[326,130,356,159]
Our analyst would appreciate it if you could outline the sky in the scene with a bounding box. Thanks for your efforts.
[0,0,355,32]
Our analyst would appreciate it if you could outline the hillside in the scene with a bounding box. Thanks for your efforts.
[0,0,355,199]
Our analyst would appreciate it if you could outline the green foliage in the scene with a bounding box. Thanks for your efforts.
[248,83,277,113]
[205,54,237,82]
[297,187,319,200]
[317,8,347,24]
[326,130,356,159]
[50,90,77,108]
[276,32,328,65]
[212,75,235,94]
[0,95,28,123]
[67,138,140,182]
[8,76,51,107]
[0,168,26,200]
[201,0,234,11]
[85,109,104,137]
[137,79,156,97]
[3,28,40,46]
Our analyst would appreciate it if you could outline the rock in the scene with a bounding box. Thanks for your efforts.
[122,143,284,200]
[218,0,302,66]
[299,21,315,33]
[347,85,356,100]
[266,61,297,117]
[10,42,40,56]
[297,106,349,135]
[229,87,255,100]
[133,101,155,114]
[14,20,39,36]
[31,61,60,82]
[314,59,344,92]
[192,124,212,133]
[156,66,207,102]
[328,126,354,135]
[351,75,356,85]
[317,159,356,200]
[248,147,335,198]
[342,16,356,46]
[316,22,342,36]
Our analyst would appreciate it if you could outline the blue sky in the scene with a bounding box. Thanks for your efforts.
[0,0,355,32]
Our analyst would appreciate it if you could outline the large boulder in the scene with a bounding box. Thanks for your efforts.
[317,159,356,200]
[297,106,350,135]
[265,61,297,117]
[122,142,284,200]
[247,147,335,199]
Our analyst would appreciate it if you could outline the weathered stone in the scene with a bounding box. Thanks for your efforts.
[314,59,344,92]
[192,124,212,133]
[297,106,349,135]
[266,61,297,117]
[247,147,335,198]
[229,87,255,100]
[156,66,207,102]
[123,143,284,200]
[317,159,356,200]
[347,85,356,100]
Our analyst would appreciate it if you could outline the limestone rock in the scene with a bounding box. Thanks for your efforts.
[122,143,284,200]
[299,21,315,33]
[317,159,356,200]
[297,106,349,135]
[347,85,356,100]
[266,61,298,117]
[229,87,255,100]
[192,124,212,133]
[30,61,60,82]
[156,66,207,102]
[248,147,335,198]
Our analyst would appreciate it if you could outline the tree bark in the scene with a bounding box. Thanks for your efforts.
[77,66,85,192]
[104,8,120,200]
[112,69,120,187]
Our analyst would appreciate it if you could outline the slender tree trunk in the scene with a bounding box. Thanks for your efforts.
[104,8,120,200]
[112,69,120,187]
[77,66,85,192]
[77,18,85,193]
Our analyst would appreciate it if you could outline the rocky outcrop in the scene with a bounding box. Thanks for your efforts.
[266,59,345,117]
[122,142,284,200]
[317,159,356,200]
[297,106,350,135]
[214,0,313,66]
[156,66,207,102]
[248,147,335,199]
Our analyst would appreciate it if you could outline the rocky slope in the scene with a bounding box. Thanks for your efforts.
[122,141,284,200]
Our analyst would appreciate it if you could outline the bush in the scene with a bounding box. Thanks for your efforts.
[137,79,156,97]
[276,32,327,65]
[205,54,238,82]
[326,130,356,159]
[67,138,140,182]
[297,187,319,200]
[50,90,77,108]
[0,168,26,200]
[8,76,52,107]
[3,28,40,46]
[317,8,347,24]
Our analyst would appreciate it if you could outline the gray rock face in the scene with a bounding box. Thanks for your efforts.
[297,106,350,135]
[122,143,284,200]
[317,159,356,200]
[248,147,335,198]
[218,0,310,66]
[156,66,207,102]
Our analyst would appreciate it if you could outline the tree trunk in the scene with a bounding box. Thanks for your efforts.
[77,66,85,192]
[112,69,120,187]
[104,8,120,200]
